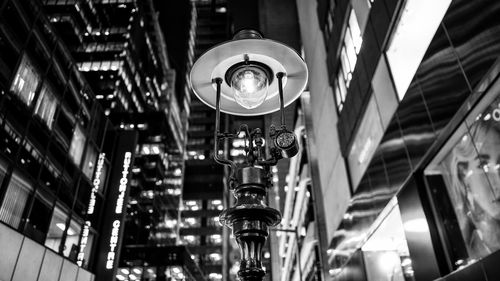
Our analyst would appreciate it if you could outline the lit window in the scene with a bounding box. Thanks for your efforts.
[69,125,86,166]
[44,205,69,253]
[208,252,222,263]
[208,234,222,245]
[208,199,223,210]
[334,9,362,112]
[34,83,57,129]
[0,170,33,228]
[386,0,452,100]
[10,55,41,106]
[181,235,200,245]
[166,266,184,279]
[184,200,201,211]
[207,216,220,227]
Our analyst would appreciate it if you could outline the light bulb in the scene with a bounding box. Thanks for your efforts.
[230,67,269,109]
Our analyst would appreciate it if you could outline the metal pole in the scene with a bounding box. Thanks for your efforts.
[295,227,303,281]
[212,78,236,172]
[276,72,286,127]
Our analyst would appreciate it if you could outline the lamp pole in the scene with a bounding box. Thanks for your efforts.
[189,29,308,281]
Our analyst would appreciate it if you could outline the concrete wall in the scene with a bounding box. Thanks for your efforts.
[0,222,94,281]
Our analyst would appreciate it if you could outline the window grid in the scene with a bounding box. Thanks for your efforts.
[334,9,362,113]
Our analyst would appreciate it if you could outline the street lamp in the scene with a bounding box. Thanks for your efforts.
[190,29,308,281]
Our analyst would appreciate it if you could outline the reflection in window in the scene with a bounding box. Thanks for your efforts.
[426,94,500,265]
[323,0,336,46]
[334,9,362,112]
[69,125,86,166]
[0,159,7,188]
[386,0,452,100]
[10,55,41,106]
[361,200,415,281]
[35,82,58,129]
[63,217,83,259]
[45,205,68,253]
[182,217,200,228]
[0,171,33,228]
[26,190,53,243]
[347,96,384,190]
[82,144,98,179]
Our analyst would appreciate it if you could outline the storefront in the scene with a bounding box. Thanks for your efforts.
[328,58,500,281]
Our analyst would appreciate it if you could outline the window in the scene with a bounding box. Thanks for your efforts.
[0,171,33,229]
[0,158,8,189]
[347,96,384,190]
[207,252,222,264]
[82,144,98,179]
[182,217,200,227]
[183,200,201,211]
[10,55,41,106]
[69,125,86,166]
[78,224,95,268]
[45,205,69,253]
[334,9,362,112]
[207,199,223,211]
[181,235,200,245]
[386,0,452,100]
[360,200,415,281]
[425,91,500,266]
[207,216,220,227]
[25,190,53,243]
[207,234,222,245]
[34,82,58,129]
[63,216,83,259]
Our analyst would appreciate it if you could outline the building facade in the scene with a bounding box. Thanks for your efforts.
[181,1,229,281]
[0,0,115,280]
[295,0,500,280]
[41,0,200,280]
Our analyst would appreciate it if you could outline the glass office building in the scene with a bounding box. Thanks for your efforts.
[0,0,115,280]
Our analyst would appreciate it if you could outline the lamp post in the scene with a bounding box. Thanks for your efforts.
[190,29,308,281]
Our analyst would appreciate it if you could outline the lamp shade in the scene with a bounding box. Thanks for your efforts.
[189,32,308,116]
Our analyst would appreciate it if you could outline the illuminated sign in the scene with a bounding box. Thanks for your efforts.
[77,221,91,266]
[105,151,132,270]
[115,152,131,214]
[95,130,138,281]
[106,220,121,269]
[88,153,106,215]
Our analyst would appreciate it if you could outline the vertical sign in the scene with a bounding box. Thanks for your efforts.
[78,152,106,267]
[95,130,138,281]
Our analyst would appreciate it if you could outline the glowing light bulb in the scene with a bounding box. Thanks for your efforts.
[231,67,269,109]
